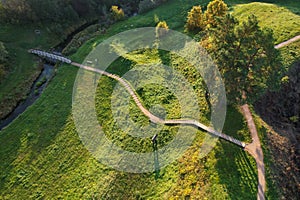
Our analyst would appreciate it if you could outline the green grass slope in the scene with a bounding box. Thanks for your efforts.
[233,2,300,44]
[1,0,299,199]
[0,25,60,119]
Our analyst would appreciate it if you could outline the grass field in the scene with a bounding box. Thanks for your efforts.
[0,0,299,199]
[0,24,60,119]
[233,2,300,44]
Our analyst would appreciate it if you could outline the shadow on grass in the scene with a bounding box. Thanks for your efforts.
[0,66,76,192]
[215,142,258,200]
[214,106,257,199]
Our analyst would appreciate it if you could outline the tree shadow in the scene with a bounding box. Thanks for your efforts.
[214,142,257,199]
[0,66,74,192]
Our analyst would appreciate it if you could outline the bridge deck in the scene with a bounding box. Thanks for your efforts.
[29,49,72,64]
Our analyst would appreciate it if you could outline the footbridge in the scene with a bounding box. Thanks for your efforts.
[29,49,246,148]
[29,49,72,64]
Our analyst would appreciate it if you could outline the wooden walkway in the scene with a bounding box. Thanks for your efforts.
[71,62,246,148]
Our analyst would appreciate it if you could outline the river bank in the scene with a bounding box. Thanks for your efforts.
[0,20,100,130]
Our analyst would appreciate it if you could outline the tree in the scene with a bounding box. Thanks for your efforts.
[111,5,125,21]
[204,0,228,28]
[204,14,284,104]
[156,21,169,38]
[0,42,8,63]
[185,6,205,33]
[0,41,8,82]
[1,0,31,23]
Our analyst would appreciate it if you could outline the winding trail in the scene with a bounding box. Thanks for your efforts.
[71,62,246,147]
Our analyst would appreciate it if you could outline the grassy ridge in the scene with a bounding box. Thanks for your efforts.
[1,0,300,199]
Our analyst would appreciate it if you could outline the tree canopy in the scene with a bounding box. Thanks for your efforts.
[0,0,141,25]
[185,0,284,104]
[203,14,283,104]
[204,0,228,28]
[185,0,228,33]
[185,6,206,33]
[111,5,125,22]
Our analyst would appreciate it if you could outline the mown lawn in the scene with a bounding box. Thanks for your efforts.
[1,0,299,199]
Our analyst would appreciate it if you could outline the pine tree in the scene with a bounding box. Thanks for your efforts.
[185,5,205,33]
[204,0,228,28]
[206,14,284,104]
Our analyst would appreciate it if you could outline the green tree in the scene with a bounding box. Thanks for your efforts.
[204,0,228,28]
[185,5,205,33]
[1,0,31,23]
[111,5,125,21]
[156,21,169,38]
[205,14,283,104]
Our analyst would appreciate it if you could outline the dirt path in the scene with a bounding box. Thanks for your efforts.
[241,104,265,200]
[240,35,300,200]
[275,35,300,49]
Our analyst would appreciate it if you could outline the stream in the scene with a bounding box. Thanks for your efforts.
[0,21,98,131]
[0,64,55,130]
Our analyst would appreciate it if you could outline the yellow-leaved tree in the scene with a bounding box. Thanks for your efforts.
[204,0,228,28]
[185,5,205,33]
[156,20,169,38]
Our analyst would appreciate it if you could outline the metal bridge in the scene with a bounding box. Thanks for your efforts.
[29,49,246,148]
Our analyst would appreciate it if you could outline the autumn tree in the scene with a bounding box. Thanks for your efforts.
[156,21,169,38]
[204,0,228,28]
[111,5,125,21]
[185,5,205,33]
[205,14,283,104]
